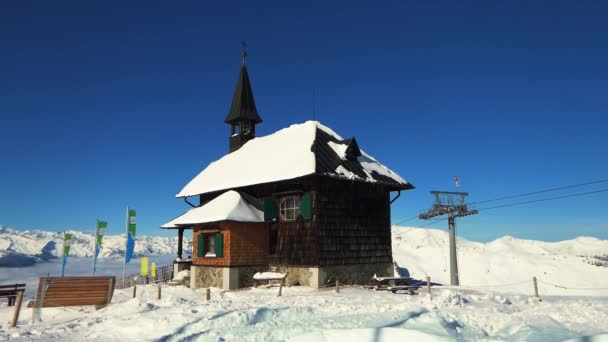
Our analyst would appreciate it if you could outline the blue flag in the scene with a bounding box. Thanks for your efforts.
[125,209,136,263]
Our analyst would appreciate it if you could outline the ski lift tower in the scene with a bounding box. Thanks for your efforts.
[419,191,478,286]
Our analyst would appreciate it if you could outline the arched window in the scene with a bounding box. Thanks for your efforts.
[279,196,300,221]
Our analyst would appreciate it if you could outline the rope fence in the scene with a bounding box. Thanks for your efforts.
[537,279,608,291]
[115,263,174,289]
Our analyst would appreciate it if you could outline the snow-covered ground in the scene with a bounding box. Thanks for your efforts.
[1,285,607,341]
[1,226,607,341]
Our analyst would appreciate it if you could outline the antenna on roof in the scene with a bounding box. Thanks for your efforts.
[241,41,247,66]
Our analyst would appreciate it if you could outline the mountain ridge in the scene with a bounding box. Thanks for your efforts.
[0,225,189,267]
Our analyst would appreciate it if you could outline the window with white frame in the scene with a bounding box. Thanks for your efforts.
[204,234,216,257]
[279,196,300,221]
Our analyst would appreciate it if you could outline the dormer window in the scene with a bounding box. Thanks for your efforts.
[279,196,300,221]
[343,137,362,161]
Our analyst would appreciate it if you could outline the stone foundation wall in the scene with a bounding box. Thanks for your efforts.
[190,265,223,289]
[269,263,393,288]
[270,266,313,287]
[318,262,394,286]
[191,263,394,290]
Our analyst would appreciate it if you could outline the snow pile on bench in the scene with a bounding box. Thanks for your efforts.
[167,270,190,286]
[253,272,286,280]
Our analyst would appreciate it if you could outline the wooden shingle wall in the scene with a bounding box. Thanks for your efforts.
[269,220,318,266]
[229,223,269,266]
[192,222,269,267]
[315,178,393,266]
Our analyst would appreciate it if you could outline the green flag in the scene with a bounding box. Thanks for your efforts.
[96,221,108,247]
[62,232,73,277]
[128,210,136,236]
[63,233,73,256]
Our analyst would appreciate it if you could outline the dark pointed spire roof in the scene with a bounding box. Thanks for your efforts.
[224,46,263,124]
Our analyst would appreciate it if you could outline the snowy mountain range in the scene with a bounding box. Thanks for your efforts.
[0,225,189,267]
[391,226,608,295]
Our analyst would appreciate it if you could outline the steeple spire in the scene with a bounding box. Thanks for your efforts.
[225,43,263,153]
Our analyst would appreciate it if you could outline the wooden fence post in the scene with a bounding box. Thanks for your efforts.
[11,291,23,328]
[533,277,542,301]
[336,280,340,294]
[426,276,432,300]
[133,285,137,298]
[157,286,162,300]
[33,278,50,323]
[206,288,211,301]
[278,278,284,297]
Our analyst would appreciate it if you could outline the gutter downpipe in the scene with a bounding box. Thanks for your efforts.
[389,190,401,205]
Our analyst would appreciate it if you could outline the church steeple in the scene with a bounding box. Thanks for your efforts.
[225,42,263,153]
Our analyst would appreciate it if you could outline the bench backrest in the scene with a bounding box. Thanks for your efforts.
[31,276,115,308]
[0,284,26,292]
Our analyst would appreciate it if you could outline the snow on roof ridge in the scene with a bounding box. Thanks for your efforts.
[176,120,408,198]
[176,121,320,198]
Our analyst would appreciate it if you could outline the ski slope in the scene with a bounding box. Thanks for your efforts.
[391,226,608,296]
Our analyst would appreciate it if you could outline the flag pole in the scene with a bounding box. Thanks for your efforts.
[123,206,128,286]
[61,231,66,277]
[93,219,97,276]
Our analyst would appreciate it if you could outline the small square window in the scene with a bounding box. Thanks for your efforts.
[279,196,300,221]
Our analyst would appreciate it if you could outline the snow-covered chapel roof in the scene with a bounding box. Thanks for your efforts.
[176,121,413,198]
[161,191,263,228]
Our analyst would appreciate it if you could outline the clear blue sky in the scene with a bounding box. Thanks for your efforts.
[1,1,606,241]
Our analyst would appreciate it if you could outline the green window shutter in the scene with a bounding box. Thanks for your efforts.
[264,197,278,222]
[300,193,313,220]
[215,233,224,257]
[197,234,204,257]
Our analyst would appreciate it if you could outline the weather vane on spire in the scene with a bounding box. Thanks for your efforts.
[241,41,247,66]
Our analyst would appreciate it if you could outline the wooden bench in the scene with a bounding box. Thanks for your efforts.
[253,272,287,297]
[372,276,410,291]
[27,276,116,309]
[386,285,420,295]
[0,283,25,306]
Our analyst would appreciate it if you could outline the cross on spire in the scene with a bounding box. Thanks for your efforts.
[241,41,247,66]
